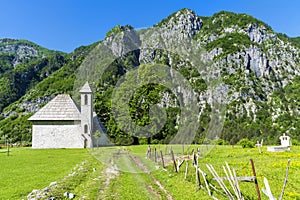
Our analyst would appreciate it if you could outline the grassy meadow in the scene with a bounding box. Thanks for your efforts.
[0,145,300,199]
[150,145,300,199]
[0,148,92,199]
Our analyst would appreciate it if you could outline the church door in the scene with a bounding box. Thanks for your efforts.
[84,139,88,148]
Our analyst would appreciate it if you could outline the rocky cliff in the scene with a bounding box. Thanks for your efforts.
[94,9,300,144]
[0,9,299,145]
[0,39,67,113]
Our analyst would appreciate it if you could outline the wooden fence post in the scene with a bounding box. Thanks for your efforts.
[191,149,194,157]
[250,159,261,200]
[154,147,157,163]
[177,160,184,172]
[147,145,151,159]
[170,148,178,173]
[165,145,168,155]
[279,159,291,200]
[6,137,10,156]
[160,150,165,168]
[195,155,201,188]
[232,168,242,200]
[7,144,10,156]
[184,161,188,179]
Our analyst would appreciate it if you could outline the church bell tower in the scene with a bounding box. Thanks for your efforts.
[79,82,93,148]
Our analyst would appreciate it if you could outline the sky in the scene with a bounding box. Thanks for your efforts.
[0,0,299,53]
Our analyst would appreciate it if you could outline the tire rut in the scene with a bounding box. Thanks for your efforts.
[128,153,174,200]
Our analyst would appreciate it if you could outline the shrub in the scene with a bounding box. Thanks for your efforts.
[151,139,160,144]
[237,138,255,148]
[292,139,300,146]
[216,139,229,145]
[138,138,148,145]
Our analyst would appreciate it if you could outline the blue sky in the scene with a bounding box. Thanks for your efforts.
[1,0,299,52]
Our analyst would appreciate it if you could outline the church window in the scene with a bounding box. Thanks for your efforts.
[84,94,88,105]
[84,124,88,133]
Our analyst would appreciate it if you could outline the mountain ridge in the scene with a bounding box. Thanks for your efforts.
[0,9,299,145]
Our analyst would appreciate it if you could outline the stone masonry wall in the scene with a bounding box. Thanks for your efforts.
[32,121,84,148]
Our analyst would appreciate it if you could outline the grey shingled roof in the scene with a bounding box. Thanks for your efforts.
[28,94,81,121]
[79,81,93,93]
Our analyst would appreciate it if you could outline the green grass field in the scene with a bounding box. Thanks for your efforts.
[1,145,300,199]
[92,145,300,200]
[149,145,300,199]
[0,148,92,199]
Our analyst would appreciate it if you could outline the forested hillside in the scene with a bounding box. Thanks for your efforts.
[0,39,67,112]
[0,9,299,146]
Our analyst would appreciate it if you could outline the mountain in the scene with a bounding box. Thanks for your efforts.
[0,9,299,145]
[0,39,67,112]
[0,40,99,142]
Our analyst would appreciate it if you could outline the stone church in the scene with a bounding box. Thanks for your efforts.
[28,82,108,148]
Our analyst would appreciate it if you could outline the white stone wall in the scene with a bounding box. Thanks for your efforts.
[32,121,84,148]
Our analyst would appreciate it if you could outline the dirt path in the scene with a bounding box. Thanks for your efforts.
[128,153,174,200]
[97,149,173,200]
[98,159,119,197]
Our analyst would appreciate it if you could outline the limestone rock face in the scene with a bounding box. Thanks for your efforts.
[0,43,38,57]
[103,25,141,57]
[140,9,202,63]
[0,38,39,68]
[155,8,202,41]
[1,9,300,143]
[98,9,300,122]
[246,23,276,44]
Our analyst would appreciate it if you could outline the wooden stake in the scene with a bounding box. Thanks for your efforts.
[177,160,185,172]
[191,148,194,155]
[212,165,234,200]
[147,145,151,159]
[160,150,165,168]
[154,147,157,163]
[165,145,168,155]
[250,159,261,200]
[199,167,211,196]
[209,183,227,198]
[184,161,188,179]
[6,137,10,157]
[193,152,197,166]
[207,164,234,200]
[233,168,243,200]
[223,165,239,199]
[196,156,201,188]
[170,148,178,173]
[262,177,276,200]
[279,159,291,200]
[213,176,255,182]
[7,144,10,156]
[225,162,242,200]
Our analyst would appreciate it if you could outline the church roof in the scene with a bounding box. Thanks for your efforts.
[79,81,93,93]
[28,94,81,121]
